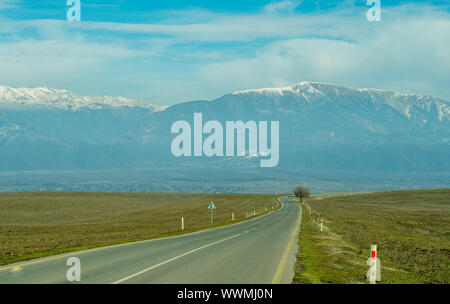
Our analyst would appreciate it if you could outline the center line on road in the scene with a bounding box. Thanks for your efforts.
[111,233,242,284]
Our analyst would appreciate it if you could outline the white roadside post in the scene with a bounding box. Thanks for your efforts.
[320,219,324,232]
[366,245,381,284]
[232,212,234,221]
[208,202,216,225]
[370,245,377,284]
[253,210,256,216]
[181,217,184,231]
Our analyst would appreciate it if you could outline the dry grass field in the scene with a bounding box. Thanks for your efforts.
[293,189,450,284]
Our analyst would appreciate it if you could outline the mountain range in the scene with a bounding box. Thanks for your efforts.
[0,82,449,192]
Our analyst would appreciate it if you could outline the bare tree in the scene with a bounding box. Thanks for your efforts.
[294,185,310,203]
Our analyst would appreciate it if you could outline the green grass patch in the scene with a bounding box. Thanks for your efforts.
[0,192,279,266]
[293,189,450,284]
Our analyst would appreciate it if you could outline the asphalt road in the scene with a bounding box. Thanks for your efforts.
[0,196,301,284]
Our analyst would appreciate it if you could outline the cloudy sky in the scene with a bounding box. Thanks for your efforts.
[0,0,449,105]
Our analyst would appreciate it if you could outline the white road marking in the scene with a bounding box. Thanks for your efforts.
[111,233,242,284]
[243,227,258,234]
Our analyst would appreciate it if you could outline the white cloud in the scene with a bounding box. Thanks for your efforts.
[194,13,450,101]
[0,3,449,104]
[0,0,21,10]
[264,0,302,13]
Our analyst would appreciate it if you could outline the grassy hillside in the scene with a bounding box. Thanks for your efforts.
[293,189,450,284]
[0,192,278,266]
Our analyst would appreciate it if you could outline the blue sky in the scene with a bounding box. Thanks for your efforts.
[0,0,449,105]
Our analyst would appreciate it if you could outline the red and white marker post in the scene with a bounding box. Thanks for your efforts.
[369,245,377,284]
[366,244,381,283]
[320,219,323,231]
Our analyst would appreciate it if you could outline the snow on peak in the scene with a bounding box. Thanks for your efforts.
[231,86,295,96]
[0,85,167,112]
[231,82,344,97]
[230,82,449,122]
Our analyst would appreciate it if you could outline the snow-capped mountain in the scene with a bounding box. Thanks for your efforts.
[0,82,449,174]
[230,82,449,124]
[0,85,166,111]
